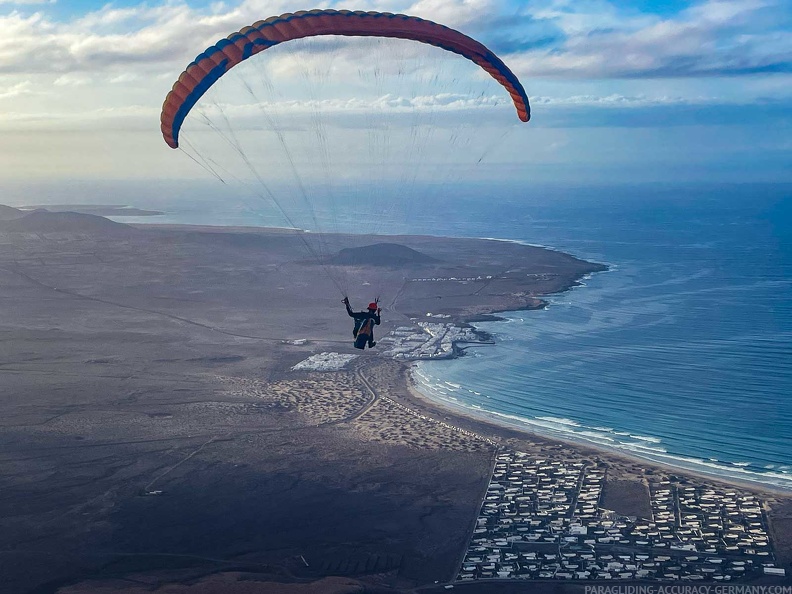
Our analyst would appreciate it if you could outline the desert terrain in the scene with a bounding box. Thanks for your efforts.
[1,208,789,593]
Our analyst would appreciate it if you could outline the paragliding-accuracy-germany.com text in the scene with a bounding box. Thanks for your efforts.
[585,587,792,594]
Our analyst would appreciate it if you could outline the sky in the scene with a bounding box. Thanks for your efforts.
[1,0,790,195]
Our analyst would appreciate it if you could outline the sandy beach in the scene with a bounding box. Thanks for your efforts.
[1,212,789,593]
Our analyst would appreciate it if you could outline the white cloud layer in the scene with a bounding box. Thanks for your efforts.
[0,80,33,99]
[0,0,788,78]
[0,0,55,5]
[514,0,792,78]
[0,0,789,182]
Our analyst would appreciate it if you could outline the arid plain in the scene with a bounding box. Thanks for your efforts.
[1,208,789,594]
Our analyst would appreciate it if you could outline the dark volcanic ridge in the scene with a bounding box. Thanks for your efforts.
[0,209,134,234]
[326,243,439,267]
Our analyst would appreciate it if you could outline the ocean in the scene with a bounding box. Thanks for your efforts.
[410,183,792,491]
[13,180,792,490]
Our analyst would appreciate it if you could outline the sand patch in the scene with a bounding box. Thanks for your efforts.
[292,352,358,371]
[350,394,493,452]
[217,372,369,425]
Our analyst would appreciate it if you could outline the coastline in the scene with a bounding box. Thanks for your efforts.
[408,301,792,496]
[5,212,784,493]
[2,219,792,594]
[404,367,792,498]
[398,252,792,496]
[3,216,790,592]
[395,362,792,581]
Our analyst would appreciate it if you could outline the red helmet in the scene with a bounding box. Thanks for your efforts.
[368,302,378,310]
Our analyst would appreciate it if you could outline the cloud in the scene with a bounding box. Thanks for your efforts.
[512,0,792,78]
[193,91,509,118]
[0,0,788,82]
[0,103,157,128]
[109,72,139,84]
[0,0,55,4]
[0,89,502,125]
[531,93,703,107]
[0,80,34,99]
[531,97,792,129]
[0,4,225,75]
[53,72,92,86]
[0,1,480,75]
[0,0,790,147]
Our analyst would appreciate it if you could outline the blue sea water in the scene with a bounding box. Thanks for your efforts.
[409,183,792,491]
[12,180,792,490]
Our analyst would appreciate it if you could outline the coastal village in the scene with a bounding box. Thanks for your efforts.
[287,346,787,586]
[284,323,790,586]
[377,321,490,360]
[457,450,783,582]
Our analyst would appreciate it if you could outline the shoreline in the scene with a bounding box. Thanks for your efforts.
[393,254,792,497]
[4,214,790,592]
[131,221,786,495]
[395,367,792,582]
[404,357,792,499]
[10,211,786,494]
[399,253,792,496]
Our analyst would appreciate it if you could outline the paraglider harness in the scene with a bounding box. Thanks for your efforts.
[344,297,381,350]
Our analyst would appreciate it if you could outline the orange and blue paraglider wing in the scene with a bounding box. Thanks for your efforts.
[160,9,530,149]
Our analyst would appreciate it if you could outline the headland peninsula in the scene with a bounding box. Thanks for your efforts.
[0,206,789,594]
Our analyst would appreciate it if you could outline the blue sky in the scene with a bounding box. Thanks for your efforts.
[0,0,790,187]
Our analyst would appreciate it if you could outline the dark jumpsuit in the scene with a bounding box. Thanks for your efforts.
[345,302,381,347]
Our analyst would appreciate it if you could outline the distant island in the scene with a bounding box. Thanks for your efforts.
[20,203,164,217]
[0,209,134,234]
[1,206,788,594]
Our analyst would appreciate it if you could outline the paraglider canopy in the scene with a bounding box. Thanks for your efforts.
[159,8,531,299]
[161,9,530,149]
